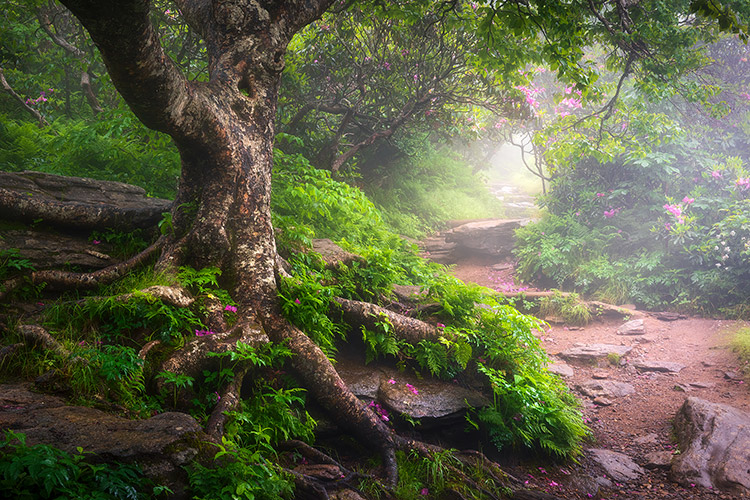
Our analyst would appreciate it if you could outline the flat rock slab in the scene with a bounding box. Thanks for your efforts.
[0,170,171,230]
[0,384,203,490]
[671,397,750,495]
[0,229,118,270]
[588,448,645,482]
[548,362,574,378]
[335,358,489,428]
[617,319,646,335]
[633,360,686,373]
[558,344,633,364]
[577,379,635,399]
[444,219,527,259]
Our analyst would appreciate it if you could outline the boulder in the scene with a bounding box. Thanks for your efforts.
[335,357,489,429]
[588,448,645,482]
[0,170,171,230]
[670,397,750,495]
[444,219,527,259]
[0,229,118,270]
[0,384,204,495]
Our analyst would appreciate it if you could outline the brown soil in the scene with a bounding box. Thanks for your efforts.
[450,256,750,500]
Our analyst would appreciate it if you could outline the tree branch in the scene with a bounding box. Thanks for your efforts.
[0,68,49,127]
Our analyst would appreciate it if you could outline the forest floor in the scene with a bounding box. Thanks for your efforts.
[450,256,750,500]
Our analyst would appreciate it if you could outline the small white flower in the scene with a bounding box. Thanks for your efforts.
[724,247,730,252]
[716,263,722,267]
[730,230,736,236]
[722,254,729,260]
[714,246,719,251]
[721,241,726,245]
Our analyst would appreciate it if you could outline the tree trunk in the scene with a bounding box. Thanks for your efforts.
[58,0,401,476]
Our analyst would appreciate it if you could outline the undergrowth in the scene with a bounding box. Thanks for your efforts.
[0,430,169,499]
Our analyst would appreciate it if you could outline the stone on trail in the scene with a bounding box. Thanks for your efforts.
[576,379,635,399]
[558,344,633,364]
[548,361,574,378]
[644,451,673,470]
[616,319,646,335]
[588,448,645,482]
[670,397,750,495]
[632,360,686,373]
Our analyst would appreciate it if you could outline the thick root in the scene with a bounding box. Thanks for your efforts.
[17,324,69,357]
[0,236,165,301]
[333,297,441,345]
[268,319,401,486]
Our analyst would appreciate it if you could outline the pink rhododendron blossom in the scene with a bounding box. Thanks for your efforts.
[224,305,237,312]
[735,177,750,190]
[663,204,682,218]
[712,170,723,179]
[682,196,694,204]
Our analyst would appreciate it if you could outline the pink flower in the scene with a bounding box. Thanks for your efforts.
[682,196,694,204]
[603,209,616,218]
[663,203,682,218]
[405,383,419,395]
[735,177,750,190]
[712,170,723,179]
[224,305,237,312]
[215,391,221,401]
[92,240,101,245]
[294,298,301,304]
[596,192,605,197]
[388,378,396,384]
[420,488,429,495]
[437,323,445,328]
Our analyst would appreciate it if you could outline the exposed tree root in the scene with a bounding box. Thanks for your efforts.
[333,297,441,345]
[270,319,401,486]
[206,364,249,440]
[0,236,165,301]
[0,343,22,364]
[118,285,194,308]
[17,324,69,357]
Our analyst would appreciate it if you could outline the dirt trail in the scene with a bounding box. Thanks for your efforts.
[450,256,750,499]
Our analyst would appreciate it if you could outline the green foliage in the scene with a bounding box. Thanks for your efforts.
[365,147,505,238]
[0,116,179,198]
[0,430,165,500]
[89,228,149,259]
[156,371,194,408]
[476,364,588,458]
[515,135,750,313]
[539,291,592,326]
[0,248,41,301]
[187,343,310,500]
[730,326,750,379]
[187,438,294,500]
[272,149,389,247]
